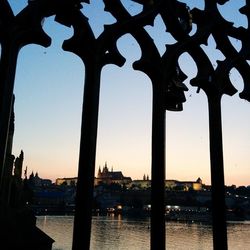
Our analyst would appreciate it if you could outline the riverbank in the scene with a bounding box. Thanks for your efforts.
[31,204,248,223]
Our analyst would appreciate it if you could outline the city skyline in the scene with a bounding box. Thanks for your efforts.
[7,0,250,186]
[20,160,248,188]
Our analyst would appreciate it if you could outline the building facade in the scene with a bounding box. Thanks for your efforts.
[94,162,132,186]
[55,177,78,186]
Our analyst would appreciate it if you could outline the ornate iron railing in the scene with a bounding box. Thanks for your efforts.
[1,1,250,249]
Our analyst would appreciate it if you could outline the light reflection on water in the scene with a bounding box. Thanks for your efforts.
[91,214,150,250]
[36,215,250,250]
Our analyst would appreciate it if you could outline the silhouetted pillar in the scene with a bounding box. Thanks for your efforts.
[61,13,105,248]
[61,6,126,248]
[72,61,102,250]
[151,84,166,250]
[207,92,227,250]
[0,43,18,192]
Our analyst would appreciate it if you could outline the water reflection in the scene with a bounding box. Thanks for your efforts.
[37,216,74,250]
[36,215,250,250]
[91,214,150,250]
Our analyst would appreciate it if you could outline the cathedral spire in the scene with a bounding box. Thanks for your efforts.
[97,166,101,177]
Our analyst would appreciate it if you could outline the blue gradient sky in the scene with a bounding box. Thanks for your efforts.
[6,0,250,186]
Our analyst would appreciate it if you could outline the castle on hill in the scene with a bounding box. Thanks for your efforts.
[94,162,132,186]
[55,162,203,191]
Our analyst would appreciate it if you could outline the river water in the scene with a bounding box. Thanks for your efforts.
[36,215,250,250]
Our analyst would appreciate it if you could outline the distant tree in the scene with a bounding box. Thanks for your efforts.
[173,185,185,191]
[108,183,122,191]
[236,186,250,196]
[225,185,236,194]
[70,180,76,186]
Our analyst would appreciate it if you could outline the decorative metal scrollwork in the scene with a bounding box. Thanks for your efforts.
[1,1,250,250]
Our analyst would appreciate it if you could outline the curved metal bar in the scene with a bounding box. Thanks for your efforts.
[61,4,148,248]
[1,1,250,250]
[0,1,52,195]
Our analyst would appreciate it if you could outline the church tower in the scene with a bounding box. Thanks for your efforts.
[97,166,101,178]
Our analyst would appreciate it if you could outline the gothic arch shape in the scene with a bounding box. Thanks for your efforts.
[1,1,250,250]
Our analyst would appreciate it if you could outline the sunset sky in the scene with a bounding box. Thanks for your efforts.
[6,0,250,186]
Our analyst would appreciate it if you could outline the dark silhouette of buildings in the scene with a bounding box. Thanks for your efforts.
[1,1,250,250]
[35,171,249,222]
[0,96,54,249]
